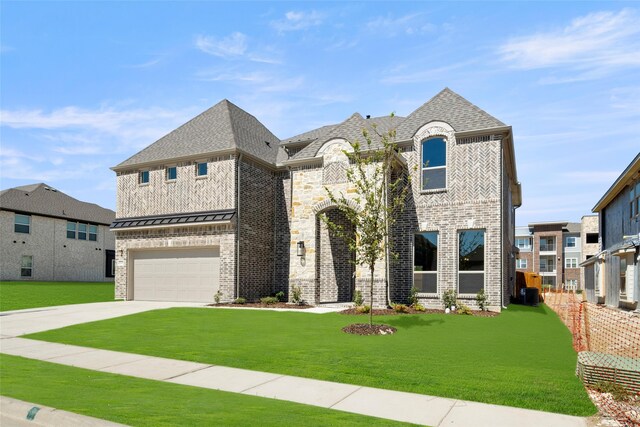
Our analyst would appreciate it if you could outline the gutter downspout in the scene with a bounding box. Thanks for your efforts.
[236,153,243,299]
[500,140,506,309]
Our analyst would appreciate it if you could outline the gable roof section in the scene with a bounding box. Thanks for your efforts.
[396,88,506,140]
[114,99,280,170]
[592,152,640,213]
[287,114,404,161]
[0,183,115,225]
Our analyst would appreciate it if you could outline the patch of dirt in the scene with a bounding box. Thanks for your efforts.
[342,323,397,335]
[586,388,640,427]
[339,307,499,317]
[207,302,313,309]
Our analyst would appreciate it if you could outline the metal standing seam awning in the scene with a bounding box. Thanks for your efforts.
[110,209,235,230]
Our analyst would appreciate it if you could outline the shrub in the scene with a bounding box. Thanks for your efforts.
[591,381,629,401]
[213,290,222,305]
[275,291,286,302]
[457,303,473,315]
[392,303,409,313]
[356,305,371,314]
[413,303,426,312]
[233,297,246,305]
[408,286,419,306]
[443,289,457,310]
[353,289,364,307]
[541,284,552,292]
[476,289,487,311]
[291,285,303,305]
[260,296,279,305]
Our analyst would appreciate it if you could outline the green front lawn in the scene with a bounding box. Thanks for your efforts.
[27,304,596,416]
[0,281,114,312]
[0,355,411,426]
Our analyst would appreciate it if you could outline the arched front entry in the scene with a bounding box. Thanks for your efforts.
[316,208,355,303]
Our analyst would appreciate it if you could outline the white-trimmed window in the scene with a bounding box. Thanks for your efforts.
[421,137,446,191]
[67,221,76,239]
[89,225,98,241]
[630,181,640,219]
[196,162,208,177]
[516,237,531,250]
[15,214,31,234]
[459,229,485,294]
[78,223,87,240]
[516,258,527,269]
[414,232,438,293]
[166,166,177,181]
[565,258,578,268]
[139,170,150,184]
[566,237,576,248]
[565,279,577,290]
[21,255,33,277]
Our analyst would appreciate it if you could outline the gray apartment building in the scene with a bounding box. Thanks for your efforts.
[515,221,585,290]
[0,183,116,281]
[111,88,521,310]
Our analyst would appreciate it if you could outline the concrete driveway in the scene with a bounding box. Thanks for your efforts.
[0,301,203,337]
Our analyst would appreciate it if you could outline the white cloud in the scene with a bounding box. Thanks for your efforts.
[365,13,434,37]
[195,32,248,58]
[499,9,640,76]
[271,10,325,32]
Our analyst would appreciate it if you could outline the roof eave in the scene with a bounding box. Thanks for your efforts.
[592,153,640,213]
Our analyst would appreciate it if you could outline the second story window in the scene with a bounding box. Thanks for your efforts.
[15,214,31,234]
[516,237,531,250]
[566,237,576,248]
[196,162,208,177]
[89,225,98,241]
[78,223,87,240]
[421,137,446,191]
[139,170,149,184]
[166,166,177,181]
[67,221,76,239]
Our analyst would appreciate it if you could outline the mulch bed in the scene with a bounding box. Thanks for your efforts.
[342,323,397,335]
[207,302,313,309]
[340,307,499,317]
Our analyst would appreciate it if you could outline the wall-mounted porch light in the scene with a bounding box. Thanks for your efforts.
[297,241,305,257]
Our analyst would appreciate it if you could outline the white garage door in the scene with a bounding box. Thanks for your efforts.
[132,248,220,302]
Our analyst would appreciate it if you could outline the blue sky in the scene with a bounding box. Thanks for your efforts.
[1,1,638,225]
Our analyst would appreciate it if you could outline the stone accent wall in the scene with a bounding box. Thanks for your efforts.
[116,156,235,218]
[0,210,114,282]
[287,139,387,306]
[238,158,276,300]
[114,224,235,301]
[317,209,355,303]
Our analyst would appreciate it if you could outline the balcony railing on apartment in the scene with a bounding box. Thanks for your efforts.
[539,265,556,273]
[539,244,556,252]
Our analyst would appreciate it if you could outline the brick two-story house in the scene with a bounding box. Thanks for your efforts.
[1,183,115,282]
[111,88,521,310]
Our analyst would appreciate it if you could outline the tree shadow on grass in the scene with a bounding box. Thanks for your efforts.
[384,315,445,329]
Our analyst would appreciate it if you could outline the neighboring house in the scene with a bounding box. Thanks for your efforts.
[582,153,640,310]
[515,221,584,290]
[0,183,116,281]
[111,88,521,310]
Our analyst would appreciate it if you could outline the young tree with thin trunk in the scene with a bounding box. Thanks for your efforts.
[321,115,410,327]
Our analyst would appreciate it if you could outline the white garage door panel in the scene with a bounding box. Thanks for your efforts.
[133,248,220,302]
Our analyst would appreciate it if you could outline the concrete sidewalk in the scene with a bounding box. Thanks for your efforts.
[1,336,586,427]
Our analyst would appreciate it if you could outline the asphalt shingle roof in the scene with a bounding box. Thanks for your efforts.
[0,183,115,225]
[115,99,280,169]
[286,114,405,161]
[395,88,506,140]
